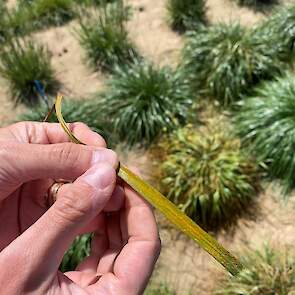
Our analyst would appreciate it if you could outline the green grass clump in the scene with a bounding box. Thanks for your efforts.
[167,0,206,32]
[29,0,76,28]
[60,234,91,272]
[157,115,260,229]
[0,39,58,106]
[257,5,295,61]
[97,61,193,147]
[215,245,295,295]
[235,73,295,194]
[20,97,115,146]
[77,1,137,72]
[5,0,75,37]
[0,1,8,43]
[234,0,278,11]
[183,23,287,106]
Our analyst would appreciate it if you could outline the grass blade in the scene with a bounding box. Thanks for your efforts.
[53,94,243,276]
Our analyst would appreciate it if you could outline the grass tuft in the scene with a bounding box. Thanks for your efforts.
[157,113,260,229]
[257,5,295,61]
[0,39,58,106]
[9,0,76,35]
[60,234,91,272]
[167,0,206,32]
[77,0,137,72]
[97,60,193,147]
[183,23,287,106]
[0,1,8,43]
[215,245,295,295]
[30,0,76,28]
[235,73,295,194]
[233,0,278,12]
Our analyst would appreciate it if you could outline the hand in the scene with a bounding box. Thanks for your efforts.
[0,122,161,295]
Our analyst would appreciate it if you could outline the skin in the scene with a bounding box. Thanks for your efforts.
[0,121,161,295]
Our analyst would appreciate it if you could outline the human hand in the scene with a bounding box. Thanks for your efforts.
[0,122,160,295]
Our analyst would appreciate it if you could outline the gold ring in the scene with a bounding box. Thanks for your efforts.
[47,181,66,207]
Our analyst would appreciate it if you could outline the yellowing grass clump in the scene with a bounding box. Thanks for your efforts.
[157,115,260,229]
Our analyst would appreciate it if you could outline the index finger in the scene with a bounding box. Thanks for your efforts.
[4,121,106,147]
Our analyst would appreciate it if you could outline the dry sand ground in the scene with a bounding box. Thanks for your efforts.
[1,0,295,294]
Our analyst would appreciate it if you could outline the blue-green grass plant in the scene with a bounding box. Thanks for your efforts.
[183,23,288,106]
[0,39,58,106]
[77,0,137,72]
[235,73,295,194]
[167,0,206,32]
[97,60,193,147]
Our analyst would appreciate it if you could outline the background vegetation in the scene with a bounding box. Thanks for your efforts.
[183,23,287,106]
[167,0,206,32]
[97,61,193,146]
[215,245,295,295]
[77,0,137,72]
[0,39,58,106]
[236,73,295,194]
[157,112,260,229]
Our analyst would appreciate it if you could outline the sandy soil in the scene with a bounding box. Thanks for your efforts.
[1,0,295,294]
[34,22,107,98]
[127,0,183,68]
[206,0,265,26]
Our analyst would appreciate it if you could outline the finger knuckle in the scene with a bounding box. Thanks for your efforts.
[54,183,94,224]
[53,143,85,166]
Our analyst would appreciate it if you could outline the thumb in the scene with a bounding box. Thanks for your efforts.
[0,162,116,288]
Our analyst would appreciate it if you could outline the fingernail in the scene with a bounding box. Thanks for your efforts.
[82,163,115,189]
[92,150,118,168]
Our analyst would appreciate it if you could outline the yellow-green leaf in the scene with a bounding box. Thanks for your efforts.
[53,94,243,276]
